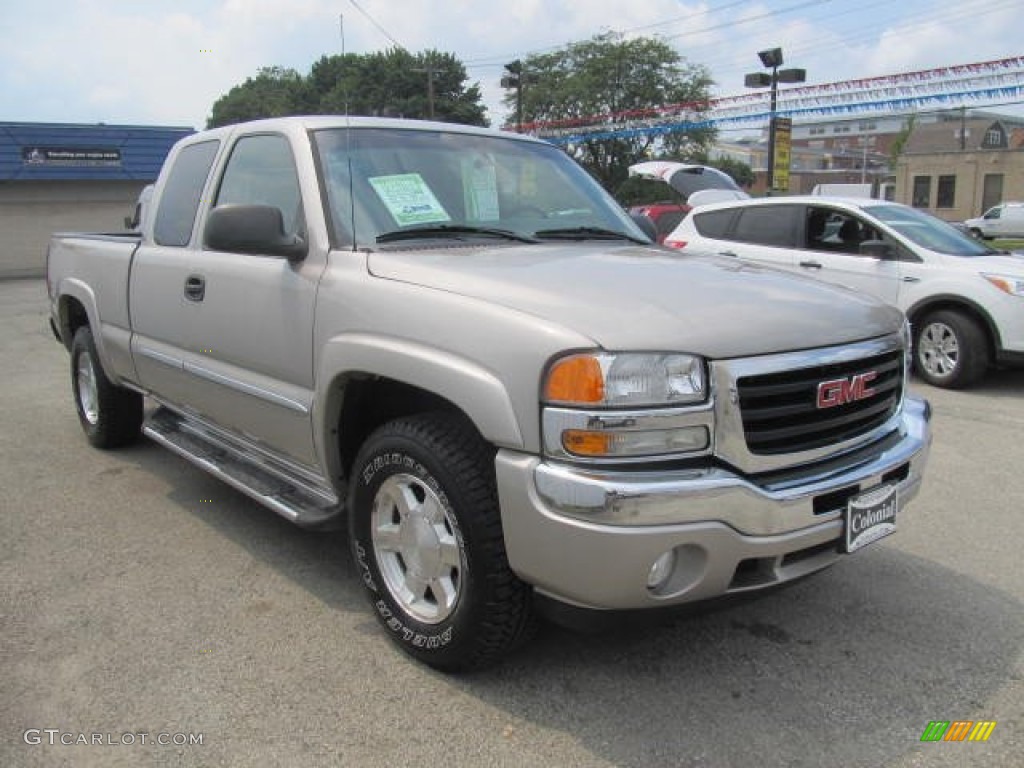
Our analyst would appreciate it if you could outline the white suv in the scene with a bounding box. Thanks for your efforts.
[665,196,1024,388]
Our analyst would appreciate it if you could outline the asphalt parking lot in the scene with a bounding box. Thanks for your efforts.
[2,276,1022,768]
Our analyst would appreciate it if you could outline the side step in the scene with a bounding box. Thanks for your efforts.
[143,406,343,529]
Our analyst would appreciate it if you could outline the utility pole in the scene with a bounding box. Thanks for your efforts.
[413,55,443,119]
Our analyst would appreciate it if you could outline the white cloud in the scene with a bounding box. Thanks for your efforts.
[0,0,1020,129]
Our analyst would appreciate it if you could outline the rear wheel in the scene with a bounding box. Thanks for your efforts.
[70,326,143,448]
[914,310,988,389]
[349,412,533,672]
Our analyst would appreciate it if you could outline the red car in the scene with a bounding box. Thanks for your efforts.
[628,202,690,244]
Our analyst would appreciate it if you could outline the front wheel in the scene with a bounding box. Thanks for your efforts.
[914,310,988,389]
[349,413,533,672]
[70,326,143,448]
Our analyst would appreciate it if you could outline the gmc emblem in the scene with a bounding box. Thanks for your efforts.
[816,371,878,409]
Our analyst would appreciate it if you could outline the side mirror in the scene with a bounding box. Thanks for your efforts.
[204,204,307,261]
[859,239,892,259]
[629,212,657,242]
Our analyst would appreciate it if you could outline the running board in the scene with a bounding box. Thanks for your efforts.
[143,407,343,529]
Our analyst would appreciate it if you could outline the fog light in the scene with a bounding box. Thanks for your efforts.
[647,551,676,591]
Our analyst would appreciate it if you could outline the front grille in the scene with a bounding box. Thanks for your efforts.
[736,349,903,455]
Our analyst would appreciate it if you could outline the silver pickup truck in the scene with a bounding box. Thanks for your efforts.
[47,116,931,671]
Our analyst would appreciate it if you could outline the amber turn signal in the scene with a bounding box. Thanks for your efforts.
[544,355,604,404]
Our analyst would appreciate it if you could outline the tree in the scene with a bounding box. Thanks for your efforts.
[207,50,487,129]
[889,114,917,168]
[506,33,715,190]
[312,49,487,125]
[208,67,307,128]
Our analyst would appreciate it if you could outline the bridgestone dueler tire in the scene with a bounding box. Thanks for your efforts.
[349,412,534,672]
[70,326,143,449]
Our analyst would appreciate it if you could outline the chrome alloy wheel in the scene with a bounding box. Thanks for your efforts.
[918,320,959,380]
[371,473,465,624]
[76,353,100,425]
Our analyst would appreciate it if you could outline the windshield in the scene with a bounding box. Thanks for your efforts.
[313,127,645,248]
[864,204,998,256]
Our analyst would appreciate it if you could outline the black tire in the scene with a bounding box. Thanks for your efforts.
[969,228,984,239]
[913,310,989,389]
[70,326,143,448]
[349,412,533,672]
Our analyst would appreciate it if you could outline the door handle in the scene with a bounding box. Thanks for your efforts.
[799,260,823,270]
[720,250,738,258]
[184,274,206,302]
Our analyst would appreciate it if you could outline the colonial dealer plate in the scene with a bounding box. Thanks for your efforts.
[844,484,898,553]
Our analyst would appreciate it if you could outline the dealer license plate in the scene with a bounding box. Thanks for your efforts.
[844,484,898,553]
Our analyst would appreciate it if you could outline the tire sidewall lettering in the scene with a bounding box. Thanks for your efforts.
[355,447,466,652]
[373,599,454,648]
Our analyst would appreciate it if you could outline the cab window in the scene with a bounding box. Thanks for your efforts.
[214,134,303,237]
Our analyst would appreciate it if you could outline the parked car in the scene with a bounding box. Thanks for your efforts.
[627,201,690,244]
[665,195,1024,388]
[46,119,931,670]
[964,202,1024,239]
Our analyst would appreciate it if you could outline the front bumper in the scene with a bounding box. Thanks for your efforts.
[496,396,931,611]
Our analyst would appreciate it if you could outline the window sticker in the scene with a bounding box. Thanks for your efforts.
[461,157,500,221]
[369,173,450,226]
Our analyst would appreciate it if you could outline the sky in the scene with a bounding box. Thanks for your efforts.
[1,0,1021,132]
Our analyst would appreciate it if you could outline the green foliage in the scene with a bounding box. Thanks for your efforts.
[208,67,307,129]
[506,33,715,191]
[207,50,487,129]
[699,155,756,188]
[890,114,917,167]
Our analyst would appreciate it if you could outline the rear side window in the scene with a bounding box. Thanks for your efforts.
[153,140,220,247]
[732,206,799,247]
[692,209,735,238]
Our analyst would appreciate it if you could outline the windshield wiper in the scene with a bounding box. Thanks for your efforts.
[376,224,539,244]
[533,226,649,244]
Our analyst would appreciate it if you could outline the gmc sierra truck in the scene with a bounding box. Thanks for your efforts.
[47,116,931,671]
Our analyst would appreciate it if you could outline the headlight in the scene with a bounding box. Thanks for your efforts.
[542,352,712,462]
[544,352,706,407]
[982,273,1024,298]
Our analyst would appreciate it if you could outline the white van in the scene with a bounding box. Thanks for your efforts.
[964,202,1024,239]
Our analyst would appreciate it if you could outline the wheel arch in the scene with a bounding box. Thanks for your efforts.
[313,334,525,494]
[906,294,1000,360]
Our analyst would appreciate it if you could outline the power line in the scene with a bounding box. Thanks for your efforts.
[348,0,406,51]
[462,0,837,68]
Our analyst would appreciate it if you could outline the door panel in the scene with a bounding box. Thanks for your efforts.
[130,139,223,409]
[798,207,902,305]
[178,252,319,466]
[177,132,319,467]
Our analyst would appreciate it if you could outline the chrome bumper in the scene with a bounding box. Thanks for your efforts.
[496,397,931,610]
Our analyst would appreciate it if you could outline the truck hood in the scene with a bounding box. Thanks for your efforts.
[367,244,903,359]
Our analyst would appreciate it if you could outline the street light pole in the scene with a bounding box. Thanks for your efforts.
[767,62,778,191]
[501,60,538,132]
[744,48,805,194]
